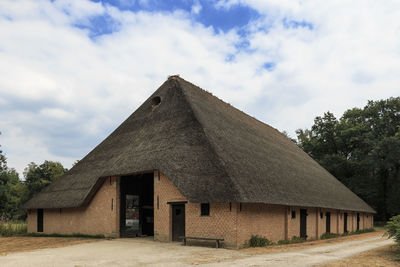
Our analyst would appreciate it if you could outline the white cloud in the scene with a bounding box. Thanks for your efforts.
[0,0,400,175]
[191,1,202,14]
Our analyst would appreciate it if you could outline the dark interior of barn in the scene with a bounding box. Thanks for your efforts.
[120,173,154,237]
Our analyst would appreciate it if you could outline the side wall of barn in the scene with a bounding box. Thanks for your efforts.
[27,176,120,237]
[27,171,374,248]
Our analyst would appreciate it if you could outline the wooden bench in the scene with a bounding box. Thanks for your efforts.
[180,236,224,248]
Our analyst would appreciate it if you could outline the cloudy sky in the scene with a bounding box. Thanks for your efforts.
[0,0,399,176]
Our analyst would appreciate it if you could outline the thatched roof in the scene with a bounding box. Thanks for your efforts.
[24,76,375,213]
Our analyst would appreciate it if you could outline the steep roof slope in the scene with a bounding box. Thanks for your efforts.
[24,76,375,213]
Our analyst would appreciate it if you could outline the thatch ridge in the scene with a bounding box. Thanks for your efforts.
[24,76,375,213]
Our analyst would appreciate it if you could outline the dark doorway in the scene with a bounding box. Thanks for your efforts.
[357,213,360,231]
[344,213,348,233]
[37,209,43,232]
[326,212,331,233]
[120,173,154,237]
[300,209,307,239]
[172,204,185,241]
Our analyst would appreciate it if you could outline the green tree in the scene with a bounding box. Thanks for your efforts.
[0,136,26,220]
[23,161,68,201]
[296,98,400,221]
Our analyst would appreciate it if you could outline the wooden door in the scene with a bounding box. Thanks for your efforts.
[357,213,360,231]
[326,212,331,233]
[300,209,307,239]
[344,213,348,233]
[172,204,185,241]
[37,209,43,232]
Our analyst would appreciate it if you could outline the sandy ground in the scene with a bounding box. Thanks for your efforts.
[321,243,400,267]
[0,232,394,266]
[0,236,99,256]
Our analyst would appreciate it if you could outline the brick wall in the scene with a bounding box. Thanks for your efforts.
[27,170,375,247]
[237,203,286,246]
[186,202,238,247]
[287,207,300,238]
[27,176,119,237]
[153,171,186,242]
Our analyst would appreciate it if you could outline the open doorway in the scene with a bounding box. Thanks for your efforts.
[120,173,154,237]
[300,209,307,239]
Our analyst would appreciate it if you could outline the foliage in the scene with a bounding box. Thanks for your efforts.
[23,161,68,203]
[385,215,400,245]
[249,235,274,247]
[0,221,27,236]
[277,239,291,245]
[320,232,340,239]
[0,134,27,220]
[347,228,375,235]
[0,132,68,220]
[276,236,306,244]
[289,236,306,243]
[296,97,400,221]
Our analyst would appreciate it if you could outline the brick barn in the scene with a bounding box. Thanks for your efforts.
[24,76,375,248]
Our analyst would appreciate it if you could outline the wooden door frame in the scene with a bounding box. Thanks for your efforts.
[168,202,186,242]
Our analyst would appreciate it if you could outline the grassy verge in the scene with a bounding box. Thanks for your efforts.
[245,228,376,247]
[0,221,27,237]
[24,232,105,239]
[1,221,105,238]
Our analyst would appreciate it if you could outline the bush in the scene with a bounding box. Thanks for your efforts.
[249,235,274,247]
[385,215,400,245]
[0,221,27,236]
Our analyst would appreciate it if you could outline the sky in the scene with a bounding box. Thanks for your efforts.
[0,0,399,176]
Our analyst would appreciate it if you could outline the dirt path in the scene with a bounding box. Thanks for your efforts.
[209,236,394,266]
[0,233,394,266]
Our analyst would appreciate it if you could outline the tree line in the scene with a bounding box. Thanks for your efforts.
[296,97,400,222]
[0,140,67,220]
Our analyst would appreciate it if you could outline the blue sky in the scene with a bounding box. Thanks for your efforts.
[0,0,399,176]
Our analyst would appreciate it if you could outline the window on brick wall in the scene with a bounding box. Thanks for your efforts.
[291,211,296,219]
[201,203,210,216]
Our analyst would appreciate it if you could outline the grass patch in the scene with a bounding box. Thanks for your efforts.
[320,228,375,240]
[24,232,105,239]
[346,228,375,236]
[289,236,306,243]
[0,222,105,239]
[276,236,306,245]
[0,221,27,237]
[320,232,340,239]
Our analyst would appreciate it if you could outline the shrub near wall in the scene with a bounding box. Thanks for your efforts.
[385,215,400,246]
[0,221,27,236]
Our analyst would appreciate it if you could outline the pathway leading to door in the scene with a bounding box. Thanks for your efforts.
[0,232,394,266]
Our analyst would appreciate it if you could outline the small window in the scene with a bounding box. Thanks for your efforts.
[201,203,210,216]
[320,212,323,219]
[291,211,296,219]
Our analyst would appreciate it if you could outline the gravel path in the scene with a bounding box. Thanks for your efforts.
[0,234,393,266]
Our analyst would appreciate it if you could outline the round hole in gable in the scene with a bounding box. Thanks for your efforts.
[152,96,161,106]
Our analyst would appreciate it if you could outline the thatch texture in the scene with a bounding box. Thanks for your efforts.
[24,76,375,213]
